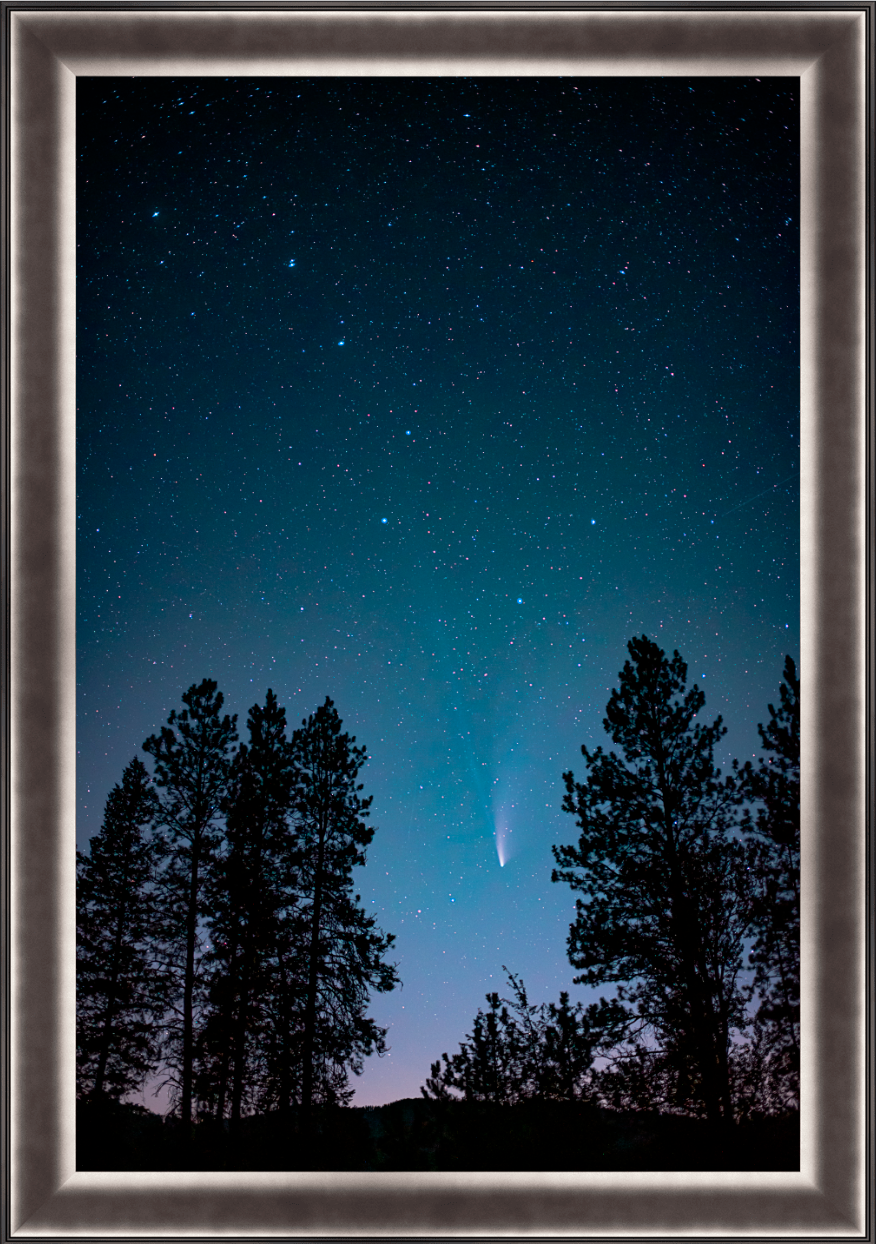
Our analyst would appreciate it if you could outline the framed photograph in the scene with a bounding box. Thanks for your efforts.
[7,4,868,1237]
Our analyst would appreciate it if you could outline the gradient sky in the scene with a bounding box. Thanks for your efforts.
[77,77,799,1107]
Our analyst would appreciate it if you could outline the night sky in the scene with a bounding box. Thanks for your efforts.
[77,77,799,1108]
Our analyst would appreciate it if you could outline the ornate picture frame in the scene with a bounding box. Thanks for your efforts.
[6,5,868,1236]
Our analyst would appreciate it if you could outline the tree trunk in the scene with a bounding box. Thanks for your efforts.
[181,837,200,1129]
[92,981,119,1100]
[300,816,326,1125]
[92,873,131,1100]
[230,942,253,1137]
[278,971,294,1116]
[230,824,264,1137]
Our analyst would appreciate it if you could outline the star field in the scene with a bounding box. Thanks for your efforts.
[77,77,799,1106]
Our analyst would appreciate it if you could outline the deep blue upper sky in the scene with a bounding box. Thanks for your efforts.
[77,77,799,1107]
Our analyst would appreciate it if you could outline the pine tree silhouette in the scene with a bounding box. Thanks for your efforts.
[553,636,752,1122]
[143,680,238,1129]
[77,758,168,1100]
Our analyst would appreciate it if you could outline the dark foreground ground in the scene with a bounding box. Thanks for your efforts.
[77,1096,799,1172]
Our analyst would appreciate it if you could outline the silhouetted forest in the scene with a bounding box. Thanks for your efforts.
[77,637,799,1170]
[77,693,399,1143]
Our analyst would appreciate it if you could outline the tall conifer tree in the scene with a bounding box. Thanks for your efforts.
[197,690,294,1129]
[736,655,800,1108]
[143,679,237,1128]
[552,636,752,1122]
[77,757,166,1100]
[288,697,400,1120]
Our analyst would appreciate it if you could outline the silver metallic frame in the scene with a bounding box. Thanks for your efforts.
[6,5,869,1237]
